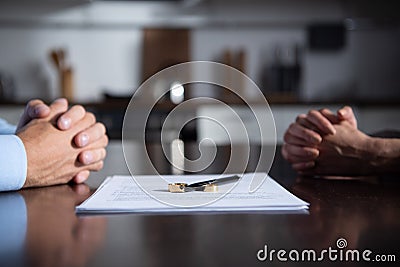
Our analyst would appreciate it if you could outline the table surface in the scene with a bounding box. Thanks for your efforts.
[1,142,399,267]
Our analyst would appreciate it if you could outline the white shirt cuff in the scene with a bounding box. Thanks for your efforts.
[0,135,27,191]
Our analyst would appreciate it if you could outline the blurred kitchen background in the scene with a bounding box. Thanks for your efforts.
[0,0,399,181]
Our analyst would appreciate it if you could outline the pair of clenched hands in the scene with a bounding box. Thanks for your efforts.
[16,98,108,188]
[282,106,384,176]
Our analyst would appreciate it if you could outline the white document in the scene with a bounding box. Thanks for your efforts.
[76,173,309,213]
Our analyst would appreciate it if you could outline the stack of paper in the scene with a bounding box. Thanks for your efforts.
[76,173,309,213]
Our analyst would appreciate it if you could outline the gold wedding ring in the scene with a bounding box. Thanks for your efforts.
[168,183,187,193]
[168,175,240,193]
[168,183,218,193]
[203,183,218,192]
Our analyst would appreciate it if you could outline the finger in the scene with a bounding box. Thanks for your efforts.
[286,154,318,164]
[284,131,321,147]
[296,114,321,133]
[282,144,319,164]
[57,105,86,130]
[74,159,104,175]
[85,160,104,172]
[281,145,289,160]
[82,134,109,151]
[69,112,97,137]
[292,161,315,171]
[337,106,357,128]
[47,98,69,123]
[284,132,311,146]
[17,99,51,130]
[26,99,51,119]
[283,143,319,158]
[306,109,336,135]
[74,122,107,148]
[78,148,107,165]
[286,123,322,145]
[72,171,91,184]
[282,144,314,163]
[319,108,340,124]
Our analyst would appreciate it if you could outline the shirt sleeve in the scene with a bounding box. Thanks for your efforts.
[0,118,17,135]
[0,135,27,191]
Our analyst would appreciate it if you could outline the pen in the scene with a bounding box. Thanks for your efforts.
[186,175,241,188]
[168,175,241,193]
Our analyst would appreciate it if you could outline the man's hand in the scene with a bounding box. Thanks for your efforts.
[282,106,358,172]
[16,100,108,187]
[16,98,108,183]
[302,120,373,176]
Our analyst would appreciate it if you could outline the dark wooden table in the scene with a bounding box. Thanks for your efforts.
[1,144,399,267]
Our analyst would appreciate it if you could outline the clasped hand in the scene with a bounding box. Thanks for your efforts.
[282,106,377,176]
[16,98,108,188]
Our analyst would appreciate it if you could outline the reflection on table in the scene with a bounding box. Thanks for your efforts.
[0,184,106,267]
[0,143,399,267]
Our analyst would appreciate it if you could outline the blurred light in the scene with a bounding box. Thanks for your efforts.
[170,82,184,104]
[171,138,184,175]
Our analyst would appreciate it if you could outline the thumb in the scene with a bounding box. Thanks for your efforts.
[16,99,51,132]
[337,106,357,128]
[46,98,69,124]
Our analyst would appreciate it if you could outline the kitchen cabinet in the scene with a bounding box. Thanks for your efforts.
[1,102,399,143]
[84,101,400,142]
[197,104,400,144]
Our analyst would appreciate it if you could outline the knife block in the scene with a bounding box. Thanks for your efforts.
[60,67,74,101]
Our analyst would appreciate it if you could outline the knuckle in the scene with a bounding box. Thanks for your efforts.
[96,149,105,161]
[283,149,294,162]
[308,109,319,117]
[73,105,86,115]
[103,135,109,146]
[86,112,96,124]
[288,123,297,132]
[281,147,289,159]
[75,104,85,111]
[284,143,293,153]
[95,161,104,171]
[295,114,306,122]
[300,127,309,136]
[282,143,288,151]
[26,100,41,114]
[100,123,107,134]
[101,148,107,159]
[283,132,291,143]
[79,152,89,164]
[301,147,312,157]
[96,122,107,135]
[343,105,352,111]
[27,99,38,107]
